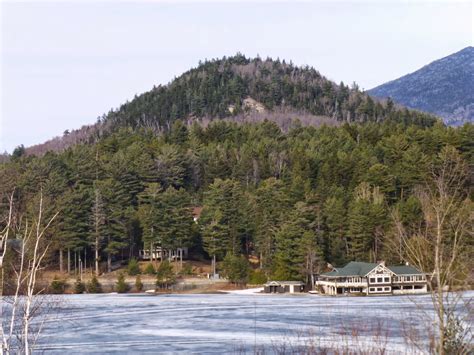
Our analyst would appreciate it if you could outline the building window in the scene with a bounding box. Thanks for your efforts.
[377,277,383,283]
[369,288,375,292]
[384,287,390,291]
[370,278,375,283]
[384,277,389,283]
[377,287,382,292]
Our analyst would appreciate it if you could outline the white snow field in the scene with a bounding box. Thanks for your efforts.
[35,291,473,354]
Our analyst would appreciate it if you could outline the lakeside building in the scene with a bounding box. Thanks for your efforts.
[263,281,305,294]
[314,261,428,296]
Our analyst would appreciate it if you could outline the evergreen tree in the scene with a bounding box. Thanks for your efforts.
[155,261,176,289]
[116,273,129,293]
[87,275,102,293]
[348,183,388,261]
[221,253,249,286]
[323,195,349,265]
[200,179,245,273]
[90,185,106,275]
[253,178,290,272]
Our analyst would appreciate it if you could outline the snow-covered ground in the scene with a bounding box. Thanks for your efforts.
[35,291,473,354]
[221,287,264,294]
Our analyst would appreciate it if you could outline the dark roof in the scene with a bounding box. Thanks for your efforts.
[321,261,423,277]
[192,206,203,219]
[264,281,304,286]
[322,261,378,277]
[387,265,424,275]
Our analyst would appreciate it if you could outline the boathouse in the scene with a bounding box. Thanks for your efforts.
[263,281,305,294]
[314,261,427,296]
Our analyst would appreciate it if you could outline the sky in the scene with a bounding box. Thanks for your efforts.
[1,1,472,153]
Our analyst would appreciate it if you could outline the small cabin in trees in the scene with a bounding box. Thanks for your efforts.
[192,206,203,223]
[263,281,305,294]
[314,261,427,296]
[139,246,188,261]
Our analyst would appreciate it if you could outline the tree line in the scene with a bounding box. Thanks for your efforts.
[1,119,472,282]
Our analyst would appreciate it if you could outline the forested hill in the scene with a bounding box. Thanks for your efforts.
[369,47,474,126]
[104,54,437,129]
[25,54,437,155]
[2,119,473,282]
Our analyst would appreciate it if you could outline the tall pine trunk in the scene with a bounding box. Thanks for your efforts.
[59,248,64,273]
[67,248,71,274]
[107,253,112,273]
[95,243,99,275]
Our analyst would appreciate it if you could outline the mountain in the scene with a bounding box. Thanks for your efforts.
[26,54,437,155]
[369,47,474,125]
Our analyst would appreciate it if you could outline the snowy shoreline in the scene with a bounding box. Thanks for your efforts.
[218,287,264,295]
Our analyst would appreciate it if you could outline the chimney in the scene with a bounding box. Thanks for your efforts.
[378,260,386,266]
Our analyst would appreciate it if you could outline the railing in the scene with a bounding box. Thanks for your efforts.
[393,277,426,283]
[316,280,367,287]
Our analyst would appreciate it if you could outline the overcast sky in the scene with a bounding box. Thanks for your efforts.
[1,0,472,153]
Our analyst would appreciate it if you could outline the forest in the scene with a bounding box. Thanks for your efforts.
[1,117,473,284]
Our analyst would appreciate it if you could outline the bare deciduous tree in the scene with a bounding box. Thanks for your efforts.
[388,146,473,354]
[1,192,58,354]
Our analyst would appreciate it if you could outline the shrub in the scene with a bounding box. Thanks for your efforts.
[249,269,268,285]
[180,263,193,276]
[87,275,102,293]
[74,277,85,294]
[156,261,176,289]
[50,276,66,294]
[144,263,156,275]
[135,275,143,292]
[222,254,249,286]
[116,273,129,293]
[127,258,140,276]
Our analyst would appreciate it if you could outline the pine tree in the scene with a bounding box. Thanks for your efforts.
[323,196,348,265]
[116,273,129,293]
[200,179,245,273]
[155,261,175,290]
[87,275,102,293]
[222,253,249,286]
[253,178,290,272]
[348,183,388,261]
[90,185,106,275]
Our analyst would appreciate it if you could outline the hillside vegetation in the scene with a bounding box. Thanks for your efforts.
[2,119,472,282]
[25,54,437,155]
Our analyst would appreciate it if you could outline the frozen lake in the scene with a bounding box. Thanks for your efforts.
[36,291,473,354]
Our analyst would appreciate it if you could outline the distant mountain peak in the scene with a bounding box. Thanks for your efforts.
[369,46,474,125]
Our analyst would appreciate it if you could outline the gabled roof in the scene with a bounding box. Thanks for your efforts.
[387,265,424,275]
[264,281,305,286]
[321,261,424,277]
[322,261,378,277]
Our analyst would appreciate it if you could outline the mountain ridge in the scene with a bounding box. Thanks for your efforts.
[369,47,474,125]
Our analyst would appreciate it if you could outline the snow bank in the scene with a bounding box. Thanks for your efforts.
[221,287,264,294]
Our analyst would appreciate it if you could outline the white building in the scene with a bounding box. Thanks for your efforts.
[315,261,428,296]
[139,246,188,261]
[263,281,305,294]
